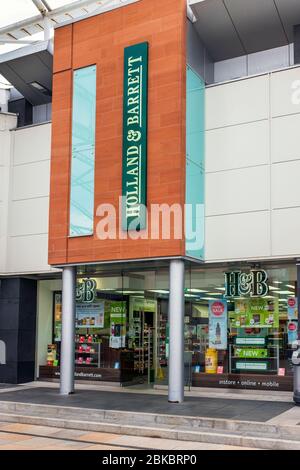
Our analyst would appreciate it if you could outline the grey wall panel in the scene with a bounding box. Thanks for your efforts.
[248,45,290,75]
[187,20,214,84]
[214,55,247,83]
[205,49,214,85]
[187,20,205,80]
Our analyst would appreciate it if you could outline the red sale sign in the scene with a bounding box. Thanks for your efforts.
[288,298,296,308]
[211,301,225,317]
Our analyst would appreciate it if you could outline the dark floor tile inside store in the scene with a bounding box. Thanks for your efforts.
[0,387,294,422]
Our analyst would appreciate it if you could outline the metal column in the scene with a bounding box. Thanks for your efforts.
[60,266,76,395]
[168,259,185,403]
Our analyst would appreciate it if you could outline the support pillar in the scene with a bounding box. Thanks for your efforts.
[60,266,76,395]
[168,259,185,403]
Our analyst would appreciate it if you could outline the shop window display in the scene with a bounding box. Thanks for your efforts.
[38,264,297,391]
[187,264,297,391]
[40,276,160,384]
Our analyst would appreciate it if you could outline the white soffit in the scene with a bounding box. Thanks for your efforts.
[0,0,140,43]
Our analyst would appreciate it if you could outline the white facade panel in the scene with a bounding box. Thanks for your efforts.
[205,66,300,262]
[271,67,300,117]
[0,204,4,237]
[9,197,49,237]
[272,207,300,257]
[0,171,3,203]
[12,160,50,201]
[205,211,271,261]
[271,113,300,163]
[206,75,269,130]
[6,234,49,274]
[206,166,270,216]
[0,122,54,275]
[13,123,51,166]
[0,113,17,274]
[272,161,300,209]
[206,120,269,172]
[0,131,10,167]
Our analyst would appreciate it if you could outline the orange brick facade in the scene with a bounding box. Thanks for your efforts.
[48,0,187,265]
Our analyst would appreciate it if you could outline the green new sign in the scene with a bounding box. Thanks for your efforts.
[235,348,268,359]
[122,42,148,231]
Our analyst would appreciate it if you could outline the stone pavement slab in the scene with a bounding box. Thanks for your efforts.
[77,432,121,443]
[0,387,294,422]
[0,421,254,450]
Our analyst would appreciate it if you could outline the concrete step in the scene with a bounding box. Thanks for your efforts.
[0,400,300,450]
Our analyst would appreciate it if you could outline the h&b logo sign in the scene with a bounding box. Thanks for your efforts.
[76,279,97,303]
[225,270,268,298]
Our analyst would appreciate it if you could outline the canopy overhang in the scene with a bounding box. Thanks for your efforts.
[189,0,300,61]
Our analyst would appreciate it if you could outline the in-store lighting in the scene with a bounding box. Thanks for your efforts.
[186,289,207,293]
[148,290,169,294]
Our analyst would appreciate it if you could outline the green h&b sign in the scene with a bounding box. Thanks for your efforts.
[122,42,148,231]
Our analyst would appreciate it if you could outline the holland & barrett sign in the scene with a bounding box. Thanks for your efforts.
[122,42,148,231]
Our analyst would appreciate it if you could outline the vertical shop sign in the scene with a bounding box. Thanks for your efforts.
[122,42,148,231]
[209,300,227,350]
[288,297,298,320]
[109,302,127,349]
[287,298,298,344]
[288,321,298,344]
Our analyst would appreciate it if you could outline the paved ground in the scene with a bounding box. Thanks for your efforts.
[0,421,254,450]
[0,384,17,390]
[0,386,293,422]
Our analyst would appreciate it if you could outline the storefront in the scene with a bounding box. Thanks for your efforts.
[37,261,297,392]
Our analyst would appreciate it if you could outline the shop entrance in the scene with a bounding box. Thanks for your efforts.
[129,297,157,385]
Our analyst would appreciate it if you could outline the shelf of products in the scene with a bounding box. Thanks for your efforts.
[75,334,101,367]
[130,310,154,374]
[157,303,168,367]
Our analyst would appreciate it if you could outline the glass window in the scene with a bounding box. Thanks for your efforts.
[186,66,205,260]
[39,263,297,390]
[189,264,297,390]
[70,65,97,236]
